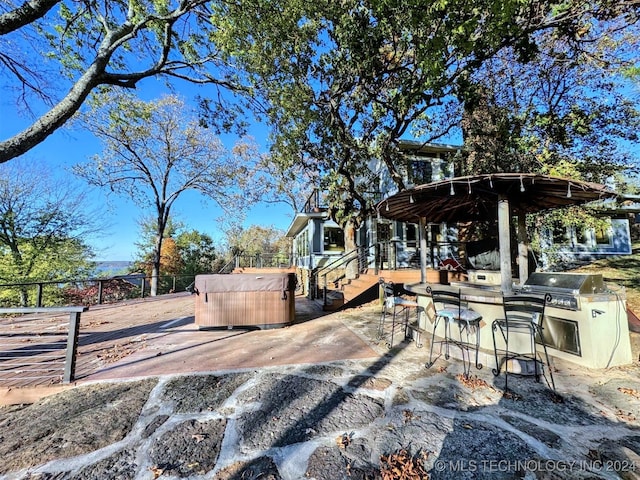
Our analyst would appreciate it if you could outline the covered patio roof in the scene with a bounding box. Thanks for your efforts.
[377,173,616,224]
[377,173,618,292]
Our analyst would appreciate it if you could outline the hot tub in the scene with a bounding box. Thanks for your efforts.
[193,273,296,329]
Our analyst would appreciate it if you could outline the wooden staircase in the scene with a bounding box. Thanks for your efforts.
[320,270,424,311]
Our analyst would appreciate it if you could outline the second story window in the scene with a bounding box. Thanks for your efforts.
[408,159,433,186]
[324,227,345,252]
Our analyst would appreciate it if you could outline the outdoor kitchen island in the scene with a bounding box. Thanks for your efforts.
[405,272,633,370]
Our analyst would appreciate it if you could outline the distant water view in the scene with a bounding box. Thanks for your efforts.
[95,261,134,277]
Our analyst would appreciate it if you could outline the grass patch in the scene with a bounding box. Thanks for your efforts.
[567,242,640,313]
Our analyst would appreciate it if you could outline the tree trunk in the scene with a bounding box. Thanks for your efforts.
[150,232,163,297]
[18,287,29,308]
[344,219,358,280]
[149,226,164,297]
[0,0,59,35]
[0,19,136,163]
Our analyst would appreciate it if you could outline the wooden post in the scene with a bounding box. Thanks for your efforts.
[419,217,427,284]
[64,311,82,383]
[498,195,513,294]
[97,280,104,305]
[517,213,529,286]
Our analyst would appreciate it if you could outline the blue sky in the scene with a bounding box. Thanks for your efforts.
[0,79,296,261]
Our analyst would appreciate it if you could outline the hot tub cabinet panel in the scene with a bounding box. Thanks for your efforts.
[194,273,296,329]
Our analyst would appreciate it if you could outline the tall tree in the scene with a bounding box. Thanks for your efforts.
[0,159,97,306]
[0,0,247,163]
[175,230,218,276]
[134,220,218,289]
[455,19,640,254]
[210,0,638,278]
[458,23,640,180]
[74,92,259,296]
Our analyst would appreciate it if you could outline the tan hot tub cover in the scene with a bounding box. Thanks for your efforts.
[193,273,296,329]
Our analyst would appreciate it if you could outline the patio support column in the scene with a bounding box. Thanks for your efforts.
[498,195,513,293]
[419,217,427,283]
[517,212,529,286]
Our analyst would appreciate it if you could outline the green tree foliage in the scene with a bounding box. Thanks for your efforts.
[223,224,290,268]
[0,159,97,306]
[74,92,260,296]
[225,225,288,256]
[175,230,218,276]
[458,25,640,180]
[455,20,640,253]
[210,0,638,225]
[0,0,248,163]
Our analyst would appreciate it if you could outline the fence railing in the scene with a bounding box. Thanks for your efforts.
[233,254,292,269]
[312,244,372,306]
[217,254,292,273]
[0,274,196,309]
[0,306,88,385]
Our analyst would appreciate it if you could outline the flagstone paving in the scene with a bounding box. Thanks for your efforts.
[0,300,639,479]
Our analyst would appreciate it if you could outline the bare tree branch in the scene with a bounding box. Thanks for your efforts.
[0,0,240,163]
[0,0,59,35]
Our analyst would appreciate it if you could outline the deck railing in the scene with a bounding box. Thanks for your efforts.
[0,306,88,385]
[218,254,292,273]
[0,274,196,309]
[312,244,373,306]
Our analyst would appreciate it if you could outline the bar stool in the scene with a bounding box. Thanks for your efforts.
[491,293,556,392]
[377,279,420,349]
[425,286,483,377]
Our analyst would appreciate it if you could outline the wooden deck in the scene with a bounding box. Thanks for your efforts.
[0,291,347,404]
[0,293,195,390]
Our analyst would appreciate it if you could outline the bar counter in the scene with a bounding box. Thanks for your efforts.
[404,282,504,371]
[404,281,632,370]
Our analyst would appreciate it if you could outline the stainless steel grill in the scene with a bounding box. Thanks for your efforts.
[519,272,631,366]
[521,272,606,310]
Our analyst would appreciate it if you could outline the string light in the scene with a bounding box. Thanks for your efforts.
[566,184,572,198]
[386,201,389,211]
[468,179,472,194]
[489,176,493,188]
[520,176,525,192]
[450,181,455,196]
[409,194,415,203]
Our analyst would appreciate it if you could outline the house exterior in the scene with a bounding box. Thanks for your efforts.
[285,141,637,299]
[285,140,461,296]
[539,197,639,266]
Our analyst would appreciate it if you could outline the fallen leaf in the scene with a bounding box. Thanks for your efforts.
[149,466,164,479]
[336,432,352,449]
[618,387,640,399]
[192,433,208,443]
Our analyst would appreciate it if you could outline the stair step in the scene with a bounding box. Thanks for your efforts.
[319,270,422,310]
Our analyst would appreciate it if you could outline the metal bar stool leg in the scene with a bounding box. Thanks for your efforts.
[425,316,442,368]
[377,304,387,341]
[504,322,510,391]
[389,305,397,348]
[459,322,470,377]
[536,327,556,391]
[473,324,482,370]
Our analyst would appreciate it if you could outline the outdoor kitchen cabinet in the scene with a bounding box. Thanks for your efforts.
[405,273,632,370]
[193,273,296,329]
